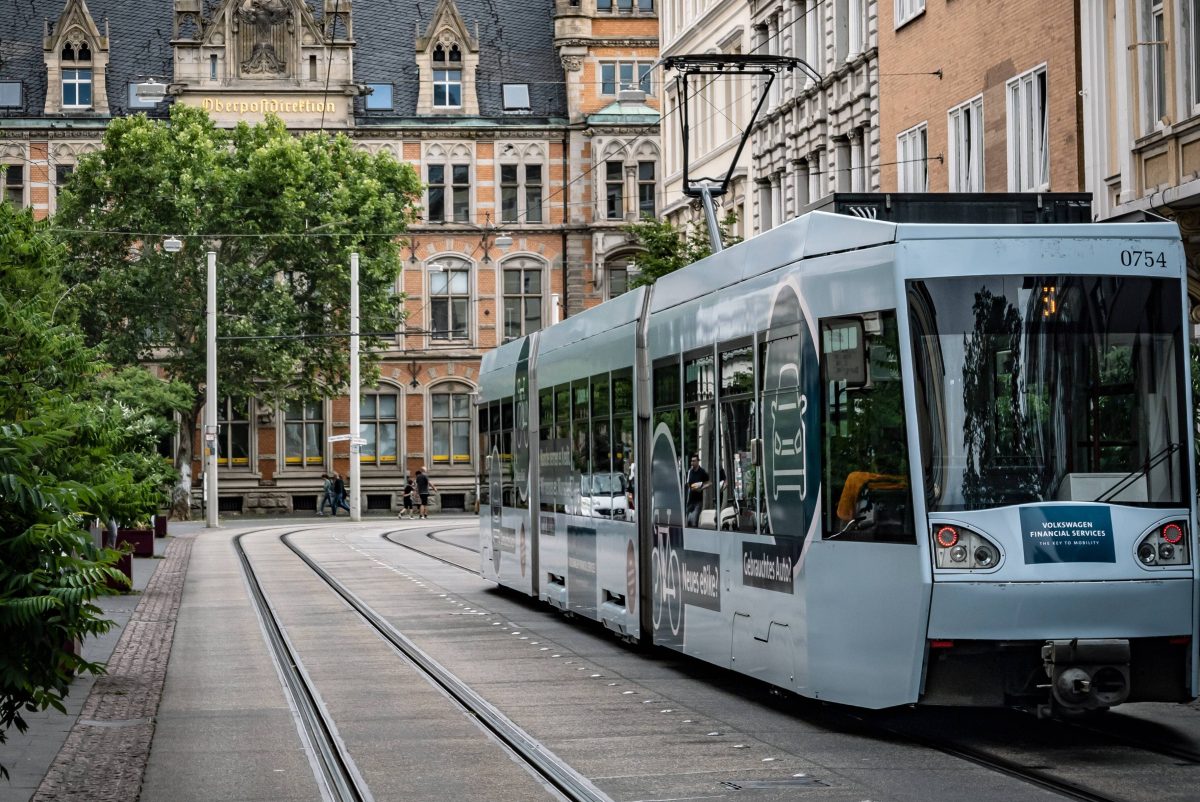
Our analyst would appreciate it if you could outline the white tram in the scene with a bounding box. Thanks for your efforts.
[477,212,1198,713]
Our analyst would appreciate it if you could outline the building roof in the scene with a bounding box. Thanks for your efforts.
[0,0,567,121]
[586,97,659,127]
[0,0,175,119]
[354,0,566,119]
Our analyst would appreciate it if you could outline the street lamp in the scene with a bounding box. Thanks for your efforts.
[163,235,183,253]
[134,78,168,104]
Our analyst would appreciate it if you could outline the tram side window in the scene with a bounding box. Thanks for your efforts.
[501,397,515,506]
[589,374,615,519]
[539,387,556,513]
[719,346,758,533]
[652,359,682,526]
[684,352,718,529]
[555,385,571,513]
[571,380,590,515]
[478,403,490,506]
[821,312,915,543]
[612,368,635,517]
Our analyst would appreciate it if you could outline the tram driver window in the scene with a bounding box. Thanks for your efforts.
[820,312,916,543]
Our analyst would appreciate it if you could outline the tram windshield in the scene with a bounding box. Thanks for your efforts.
[908,275,1186,512]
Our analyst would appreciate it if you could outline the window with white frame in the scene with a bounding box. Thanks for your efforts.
[502,259,543,342]
[895,0,925,28]
[4,165,23,205]
[606,161,624,219]
[637,161,656,218]
[1144,0,1167,126]
[427,162,470,222]
[948,96,984,192]
[359,392,399,465]
[432,43,462,108]
[605,254,637,299]
[284,399,324,467]
[597,0,654,10]
[431,388,473,466]
[1006,66,1049,191]
[430,260,470,340]
[216,397,251,468]
[499,162,543,224]
[600,61,653,95]
[62,68,92,108]
[896,123,928,191]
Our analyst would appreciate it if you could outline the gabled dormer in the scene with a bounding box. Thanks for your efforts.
[415,0,480,116]
[43,0,110,114]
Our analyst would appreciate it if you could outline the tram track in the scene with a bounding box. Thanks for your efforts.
[233,529,370,802]
[381,523,1200,801]
[277,529,614,802]
[381,525,478,572]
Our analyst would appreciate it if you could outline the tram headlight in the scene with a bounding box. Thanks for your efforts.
[931,524,1003,571]
[1136,521,1190,568]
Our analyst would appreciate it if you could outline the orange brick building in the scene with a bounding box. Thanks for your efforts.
[0,0,659,514]
[877,0,1083,194]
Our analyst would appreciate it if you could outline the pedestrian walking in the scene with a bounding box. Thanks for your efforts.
[318,472,335,516]
[333,472,351,514]
[398,474,415,519]
[415,467,438,519]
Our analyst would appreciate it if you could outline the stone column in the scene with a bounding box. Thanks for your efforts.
[849,129,864,192]
[848,0,862,60]
[806,0,820,85]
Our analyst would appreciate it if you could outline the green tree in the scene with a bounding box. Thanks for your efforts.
[623,210,741,288]
[55,105,422,516]
[0,202,135,774]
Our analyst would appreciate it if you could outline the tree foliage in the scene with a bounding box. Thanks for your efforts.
[54,105,423,509]
[0,202,137,774]
[623,210,742,287]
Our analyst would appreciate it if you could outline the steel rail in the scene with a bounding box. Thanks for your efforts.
[381,528,477,572]
[233,530,370,802]
[281,532,615,802]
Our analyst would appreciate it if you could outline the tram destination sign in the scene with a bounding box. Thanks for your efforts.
[1019,505,1115,564]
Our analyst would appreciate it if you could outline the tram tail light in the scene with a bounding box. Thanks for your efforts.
[931,524,1003,570]
[1136,521,1190,568]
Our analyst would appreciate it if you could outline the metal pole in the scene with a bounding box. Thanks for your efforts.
[205,250,219,528]
[698,185,724,254]
[349,252,361,522]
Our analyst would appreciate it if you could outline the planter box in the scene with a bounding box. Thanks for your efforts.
[107,552,132,591]
[153,515,167,538]
[117,527,154,557]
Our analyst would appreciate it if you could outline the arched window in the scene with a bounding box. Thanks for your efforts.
[60,36,93,109]
[428,256,471,341]
[501,256,545,342]
[359,389,401,466]
[604,252,641,300]
[430,381,474,466]
[432,43,463,108]
[497,143,545,224]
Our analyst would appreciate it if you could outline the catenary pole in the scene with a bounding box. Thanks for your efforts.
[206,250,219,528]
[349,252,361,522]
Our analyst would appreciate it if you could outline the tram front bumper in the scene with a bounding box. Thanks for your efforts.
[927,578,1193,641]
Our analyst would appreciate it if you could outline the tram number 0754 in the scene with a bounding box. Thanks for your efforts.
[1120,249,1167,268]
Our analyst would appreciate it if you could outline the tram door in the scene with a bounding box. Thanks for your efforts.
[804,312,927,707]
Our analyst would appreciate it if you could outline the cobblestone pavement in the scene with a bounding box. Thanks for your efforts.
[31,533,194,802]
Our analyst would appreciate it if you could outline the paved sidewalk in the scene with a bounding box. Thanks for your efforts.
[0,523,200,802]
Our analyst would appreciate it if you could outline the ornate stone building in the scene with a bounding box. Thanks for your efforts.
[747,0,879,232]
[0,0,660,513]
[1080,0,1200,315]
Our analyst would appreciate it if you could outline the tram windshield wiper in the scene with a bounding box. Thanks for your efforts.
[1092,442,1181,503]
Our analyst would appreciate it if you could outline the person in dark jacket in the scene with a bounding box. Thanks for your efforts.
[333,472,350,513]
[415,467,438,519]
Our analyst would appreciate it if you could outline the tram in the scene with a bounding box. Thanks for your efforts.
[477,211,1198,713]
